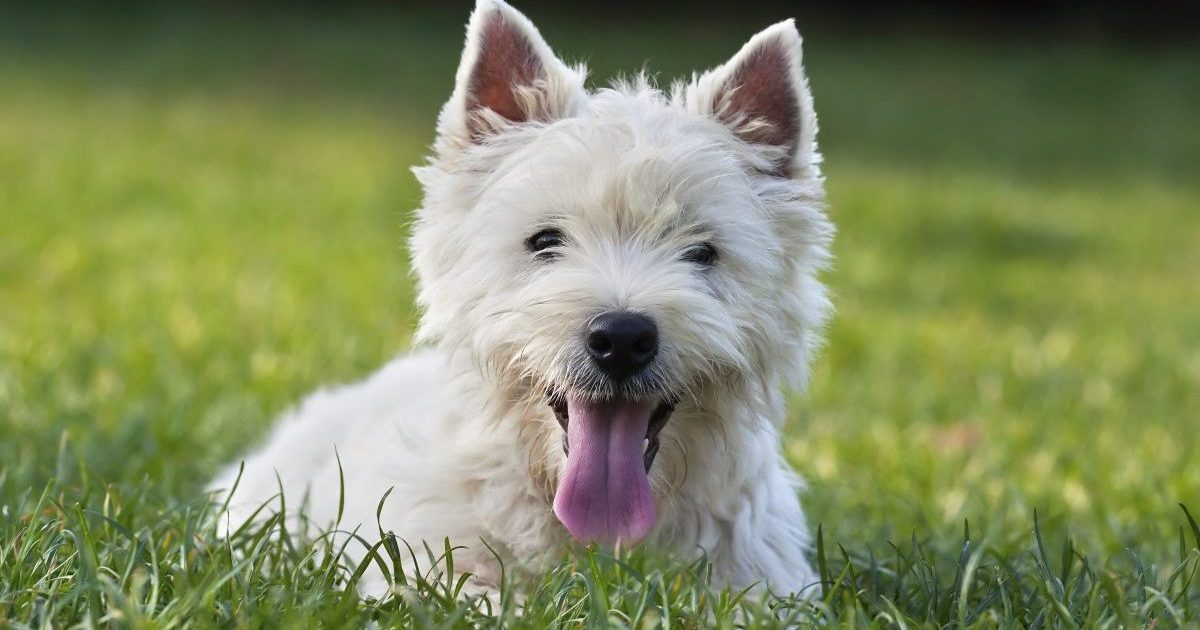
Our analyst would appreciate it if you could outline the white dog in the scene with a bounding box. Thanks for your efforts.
[209,0,833,598]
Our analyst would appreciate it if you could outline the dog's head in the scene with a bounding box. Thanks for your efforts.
[411,0,831,549]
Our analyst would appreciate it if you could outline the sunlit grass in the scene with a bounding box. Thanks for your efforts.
[1,6,1198,626]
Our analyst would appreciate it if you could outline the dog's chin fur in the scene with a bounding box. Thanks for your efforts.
[208,0,833,599]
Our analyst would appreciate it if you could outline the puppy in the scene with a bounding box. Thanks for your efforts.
[210,0,833,598]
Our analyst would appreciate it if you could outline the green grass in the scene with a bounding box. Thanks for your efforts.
[2,6,1199,627]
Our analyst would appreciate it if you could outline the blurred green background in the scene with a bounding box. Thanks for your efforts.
[1,0,1198,576]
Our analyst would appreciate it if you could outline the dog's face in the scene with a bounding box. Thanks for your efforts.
[411,0,831,548]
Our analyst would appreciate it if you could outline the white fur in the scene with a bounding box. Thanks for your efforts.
[209,0,833,599]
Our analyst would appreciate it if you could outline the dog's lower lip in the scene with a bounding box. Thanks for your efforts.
[546,390,674,472]
[549,392,569,455]
[642,400,674,472]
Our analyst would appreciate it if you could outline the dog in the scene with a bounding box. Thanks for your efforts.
[208,0,833,599]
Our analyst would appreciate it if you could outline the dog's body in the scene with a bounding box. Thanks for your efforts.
[209,0,832,598]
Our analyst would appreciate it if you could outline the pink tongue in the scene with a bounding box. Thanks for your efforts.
[553,397,656,548]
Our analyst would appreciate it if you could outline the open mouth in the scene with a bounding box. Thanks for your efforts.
[546,388,675,548]
[548,390,674,472]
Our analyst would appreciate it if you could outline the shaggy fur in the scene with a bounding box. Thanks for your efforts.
[209,0,833,598]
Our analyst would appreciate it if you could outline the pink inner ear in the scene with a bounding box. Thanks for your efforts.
[720,45,801,173]
[466,12,545,138]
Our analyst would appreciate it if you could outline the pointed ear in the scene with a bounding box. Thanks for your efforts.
[436,0,585,154]
[686,20,819,178]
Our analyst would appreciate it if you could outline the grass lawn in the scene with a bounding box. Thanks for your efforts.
[2,6,1199,627]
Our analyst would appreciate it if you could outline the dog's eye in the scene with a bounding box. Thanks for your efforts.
[526,229,565,258]
[681,243,718,266]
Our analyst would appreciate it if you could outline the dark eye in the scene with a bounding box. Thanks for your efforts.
[526,229,565,258]
[681,243,718,266]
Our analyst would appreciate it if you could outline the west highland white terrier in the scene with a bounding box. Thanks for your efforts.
[210,0,833,598]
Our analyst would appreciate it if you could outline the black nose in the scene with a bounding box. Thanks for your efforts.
[586,312,659,382]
